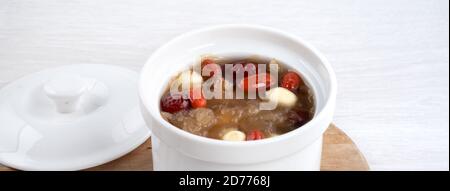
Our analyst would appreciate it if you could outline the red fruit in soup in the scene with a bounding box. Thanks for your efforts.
[246,130,264,141]
[201,59,215,68]
[238,73,275,92]
[281,71,302,91]
[160,93,189,113]
[189,88,207,108]
[201,59,222,77]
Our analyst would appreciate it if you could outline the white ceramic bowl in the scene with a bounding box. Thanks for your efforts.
[139,24,337,171]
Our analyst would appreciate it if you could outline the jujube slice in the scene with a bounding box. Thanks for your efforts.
[160,93,189,113]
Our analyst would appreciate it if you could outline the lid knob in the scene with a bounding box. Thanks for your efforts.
[43,74,88,113]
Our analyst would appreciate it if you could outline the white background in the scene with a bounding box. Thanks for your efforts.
[0,0,448,170]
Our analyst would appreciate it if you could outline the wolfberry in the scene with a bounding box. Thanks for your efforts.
[281,71,302,91]
[246,130,264,141]
[189,88,207,108]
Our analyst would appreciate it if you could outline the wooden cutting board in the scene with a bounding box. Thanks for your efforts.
[320,124,370,171]
[0,124,369,171]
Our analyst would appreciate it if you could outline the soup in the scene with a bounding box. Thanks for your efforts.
[159,55,315,141]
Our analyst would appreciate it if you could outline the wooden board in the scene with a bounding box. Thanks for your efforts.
[320,124,369,171]
[0,124,369,171]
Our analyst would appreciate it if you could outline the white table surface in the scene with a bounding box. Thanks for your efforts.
[0,0,448,171]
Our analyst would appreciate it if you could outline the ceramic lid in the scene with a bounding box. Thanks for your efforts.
[0,64,151,170]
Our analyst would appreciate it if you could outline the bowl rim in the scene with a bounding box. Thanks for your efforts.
[139,24,337,147]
